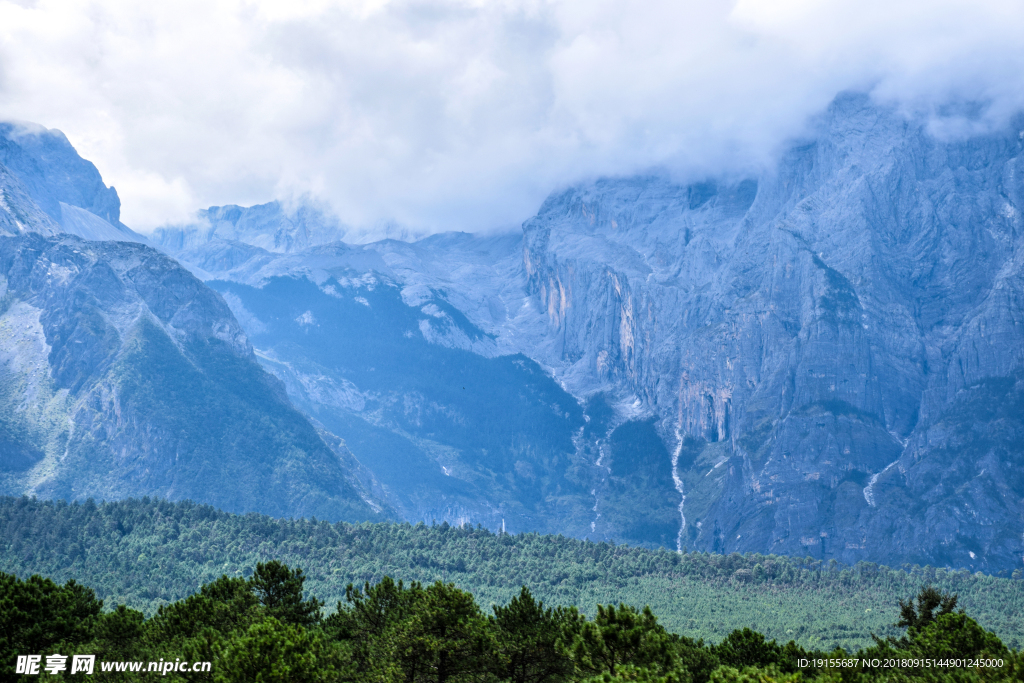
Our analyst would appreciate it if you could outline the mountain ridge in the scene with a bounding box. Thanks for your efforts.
[3,93,1023,571]
[0,127,391,523]
[154,94,1024,571]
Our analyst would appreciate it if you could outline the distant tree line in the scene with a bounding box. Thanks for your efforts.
[1,496,1023,651]
[1,566,1020,683]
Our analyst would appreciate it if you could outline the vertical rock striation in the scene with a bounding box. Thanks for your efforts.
[519,94,1024,571]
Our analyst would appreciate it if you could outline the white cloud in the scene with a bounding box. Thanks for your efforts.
[1,0,1022,233]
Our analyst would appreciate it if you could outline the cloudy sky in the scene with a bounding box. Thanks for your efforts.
[1,0,1023,235]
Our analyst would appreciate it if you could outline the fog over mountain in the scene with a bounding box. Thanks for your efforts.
[3,0,1024,234]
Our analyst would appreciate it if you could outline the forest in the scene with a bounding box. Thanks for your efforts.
[2,496,1023,655]
[2,562,1019,682]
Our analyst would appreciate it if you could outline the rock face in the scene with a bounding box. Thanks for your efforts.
[0,123,146,245]
[515,94,1024,572]
[152,200,347,255]
[0,162,61,238]
[0,213,385,523]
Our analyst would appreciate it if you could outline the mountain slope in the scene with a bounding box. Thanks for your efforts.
[208,273,598,535]
[157,230,680,544]
[0,123,147,243]
[0,230,386,522]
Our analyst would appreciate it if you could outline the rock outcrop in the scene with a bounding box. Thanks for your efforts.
[516,94,1024,571]
[0,123,147,243]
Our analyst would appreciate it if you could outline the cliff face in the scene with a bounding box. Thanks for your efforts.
[0,161,61,238]
[0,123,129,233]
[152,200,347,255]
[517,94,1024,571]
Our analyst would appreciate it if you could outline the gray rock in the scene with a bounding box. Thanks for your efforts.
[152,200,347,254]
[515,93,1024,571]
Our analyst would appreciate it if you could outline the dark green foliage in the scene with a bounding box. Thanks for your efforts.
[147,575,259,644]
[567,604,676,677]
[712,630,803,673]
[0,573,102,674]
[396,581,497,683]
[3,568,1018,683]
[325,576,424,680]
[673,638,719,683]
[907,612,1008,661]
[326,577,498,683]
[865,586,1007,671]
[94,605,146,654]
[585,664,691,683]
[250,561,324,627]
[898,585,960,636]
[333,576,424,641]
[708,666,801,683]
[491,588,575,683]
[216,617,341,683]
[848,589,1015,683]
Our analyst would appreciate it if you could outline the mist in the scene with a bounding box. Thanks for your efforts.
[1,0,1022,234]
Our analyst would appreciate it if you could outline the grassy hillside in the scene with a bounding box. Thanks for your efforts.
[2,496,1022,652]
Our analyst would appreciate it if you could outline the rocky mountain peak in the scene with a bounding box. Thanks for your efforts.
[152,199,348,255]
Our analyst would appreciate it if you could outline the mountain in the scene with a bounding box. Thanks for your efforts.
[161,94,1024,573]
[154,225,681,541]
[0,122,147,244]
[0,126,387,523]
[512,94,1024,572]
[203,244,600,535]
[152,200,347,255]
[4,95,1022,572]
